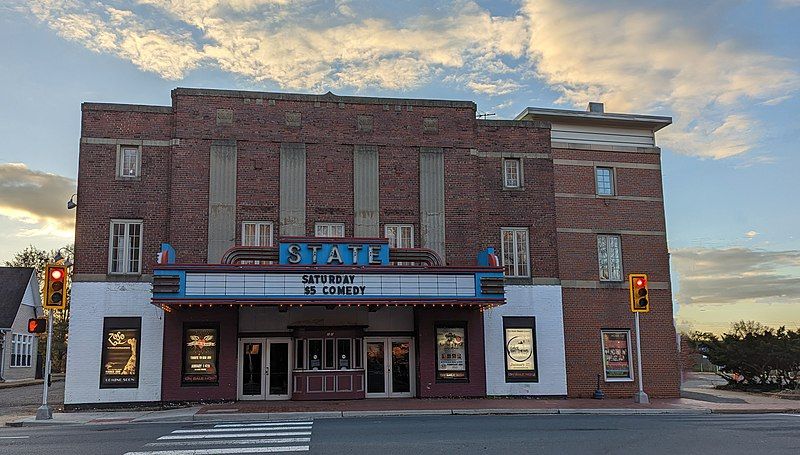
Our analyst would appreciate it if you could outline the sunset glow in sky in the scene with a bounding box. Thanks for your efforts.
[1,0,798,334]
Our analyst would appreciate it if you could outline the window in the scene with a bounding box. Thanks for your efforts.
[353,338,363,369]
[109,220,142,275]
[10,333,34,367]
[597,234,623,281]
[503,159,521,188]
[500,228,530,278]
[100,317,141,388]
[307,339,323,370]
[315,223,345,238]
[503,317,538,383]
[337,339,352,369]
[117,146,141,178]
[182,325,219,385]
[385,224,414,248]
[601,330,633,381]
[324,339,336,369]
[435,323,468,380]
[295,339,305,370]
[242,221,273,247]
[295,338,360,370]
[596,167,615,196]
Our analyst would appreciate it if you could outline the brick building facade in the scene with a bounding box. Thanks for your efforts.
[64,88,678,407]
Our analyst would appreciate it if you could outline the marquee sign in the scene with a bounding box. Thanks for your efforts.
[151,240,505,306]
[279,241,389,266]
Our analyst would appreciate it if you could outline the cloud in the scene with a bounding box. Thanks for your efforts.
[745,230,759,239]
[25,0,527,91]
[28,1,204,79]
[19,1,800,160]
[521,0,800,159]
[0,163,76,238]
[672,247,800,307]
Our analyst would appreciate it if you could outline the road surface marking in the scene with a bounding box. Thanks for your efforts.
[0,436,30,439]
[124,446,309,454]
[214,422,313,428]
[172,426,311,434]
[158,431,312,440]
[146,438,311,447]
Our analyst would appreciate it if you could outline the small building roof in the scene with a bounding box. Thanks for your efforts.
[515,106,672,131]
[0,267,35,329]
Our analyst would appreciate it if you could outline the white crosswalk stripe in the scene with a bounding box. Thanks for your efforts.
[124,420,314,455]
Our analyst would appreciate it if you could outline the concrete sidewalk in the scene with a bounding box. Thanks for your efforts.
[8,394,800,427]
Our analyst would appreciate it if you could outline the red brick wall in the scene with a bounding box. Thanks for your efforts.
[161,306,239,402]
[472,121,559,278]
[415,307,486,397]
[553,146,679,398]
[75,106,173,275]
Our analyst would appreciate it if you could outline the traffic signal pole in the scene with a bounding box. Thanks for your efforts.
[35,310,54,420]
[633,312,649,404]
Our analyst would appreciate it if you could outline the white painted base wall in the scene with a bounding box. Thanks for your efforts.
[64,282,164,405]
[483,285,567,396]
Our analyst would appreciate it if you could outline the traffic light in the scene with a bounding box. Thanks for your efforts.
[28,318,47,333]
[629,273,649,313]
[43,264,68,310]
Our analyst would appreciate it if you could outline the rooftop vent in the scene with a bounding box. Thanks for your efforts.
[588,102,604,113]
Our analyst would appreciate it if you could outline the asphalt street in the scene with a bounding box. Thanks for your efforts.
[0,380,64,424]
[1,413,799,455]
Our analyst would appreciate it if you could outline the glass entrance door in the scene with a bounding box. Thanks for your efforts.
[266,339,291,400]
[238,338,264,400]
[364,337,415,398]
[238,337,292,400]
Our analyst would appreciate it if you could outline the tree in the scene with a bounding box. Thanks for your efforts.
[5,244,73,373]
[689,321,800,390]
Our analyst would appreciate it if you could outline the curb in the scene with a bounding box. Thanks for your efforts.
[11,407,800,426]
[557,408,711,415]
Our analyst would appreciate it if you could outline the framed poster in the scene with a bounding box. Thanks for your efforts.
[99,317,141,389]
[182,324,219,385]
[503,317,538,382]
[601,330,633,381]
[435,323,468,380]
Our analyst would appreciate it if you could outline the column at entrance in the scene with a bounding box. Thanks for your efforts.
[237,338,292,400]
[365,337,415,398]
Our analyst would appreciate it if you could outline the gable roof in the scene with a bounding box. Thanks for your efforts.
[0,267,35,329]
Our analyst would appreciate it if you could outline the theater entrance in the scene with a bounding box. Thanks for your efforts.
[364,337,415,398]
[237,337,292,400]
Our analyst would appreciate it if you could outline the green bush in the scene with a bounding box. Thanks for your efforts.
[689,321,800,390]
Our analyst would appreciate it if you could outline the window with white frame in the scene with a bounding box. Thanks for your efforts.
[385,224,414,248]
[595,167,615,196]
[503,158,521,188]
[109,220,143,274]
[117,146,141,178]
[242,221,273,247]
[597,234,623,281]
[500,228,530,277]
[10,333,34,367]
[315,222,345,238]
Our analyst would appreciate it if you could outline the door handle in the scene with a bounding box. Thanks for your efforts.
[265,367,269,374]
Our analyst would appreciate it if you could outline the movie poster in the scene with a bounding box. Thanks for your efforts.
[100,318,141,388]
[183,328,218,383]
[436,327,466,379]
[602,331,632,380]
[505,327,537,381]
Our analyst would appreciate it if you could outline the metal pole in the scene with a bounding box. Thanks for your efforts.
[36,310,54,420]
[0,330,7,382]
[633,312,649,404]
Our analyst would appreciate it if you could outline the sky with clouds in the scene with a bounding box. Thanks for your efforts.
[0,0,798,333]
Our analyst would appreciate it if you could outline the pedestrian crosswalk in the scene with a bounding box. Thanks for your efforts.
[124,420,314,455]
